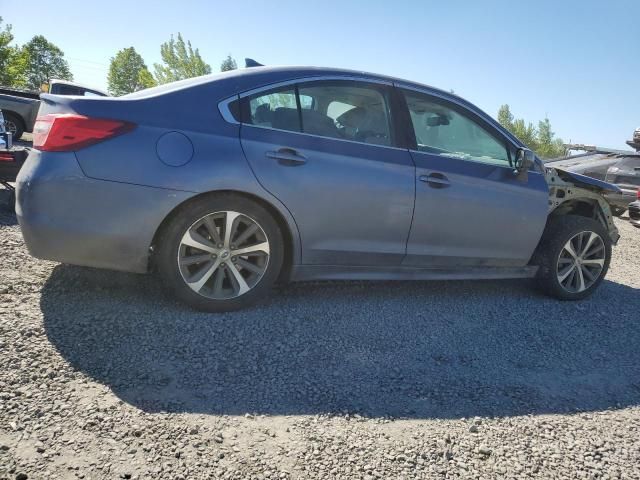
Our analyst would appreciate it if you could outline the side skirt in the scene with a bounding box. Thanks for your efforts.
[290,265,539,282]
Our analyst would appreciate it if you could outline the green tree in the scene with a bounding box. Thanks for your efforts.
[511,118,538,151]
[0,17,28,87]
[23,35,72,90]
[153,33,211,84]
[536,117,565,158]
[497,104,514,131]
[497,104,565,159]
[107,47,156,96]
[220,55,237,72]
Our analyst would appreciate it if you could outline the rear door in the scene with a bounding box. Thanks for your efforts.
[239,78,415,265]
[398,87,549,268]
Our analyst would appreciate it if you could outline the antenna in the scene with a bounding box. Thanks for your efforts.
[245,58,264,68]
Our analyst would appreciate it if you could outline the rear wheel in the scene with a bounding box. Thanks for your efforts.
[532,215,611,300]
[156,194,284,311]
[3,112,24,141]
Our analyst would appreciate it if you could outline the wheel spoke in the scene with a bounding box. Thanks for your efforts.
[181,229,217,254]
[202,216,222,245]
[581,258,605,267]
[580,232,599,257]
[185,259,221,292]
[180,253,212,266]
[575,265,586,292]
[212,267,226,297]
[584,242,604,259]
[236,257,263,274]
[232,223,259,247]
[581,265,596,282]
[224,212,241,247]
[558,263,576,283]
[233,241,270,256]
[563,240,578,259]
[226,262,250,295]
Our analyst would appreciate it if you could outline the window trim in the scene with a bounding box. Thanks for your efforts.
[218,75,403,150]
[397,85,517,168]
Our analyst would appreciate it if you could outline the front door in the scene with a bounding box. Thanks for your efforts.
[240,79,415,265]
[399,88,549,268]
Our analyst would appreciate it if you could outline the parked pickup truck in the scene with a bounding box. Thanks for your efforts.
[0,79,108,140]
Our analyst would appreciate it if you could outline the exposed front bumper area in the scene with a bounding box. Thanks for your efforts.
[16,150,193,273]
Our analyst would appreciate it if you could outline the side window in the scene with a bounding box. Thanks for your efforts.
[245,87,300,133]
[298,81,393,146]
[402,90,510,166]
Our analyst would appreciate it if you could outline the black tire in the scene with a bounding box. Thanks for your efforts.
[531,215,612,300]
[611,206,626,217]
[3,112,24,141]
[156,193,284,312]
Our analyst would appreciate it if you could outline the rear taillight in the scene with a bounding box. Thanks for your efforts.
[0,152,14,162]
[33,114,135,152]
[637,189,640,200]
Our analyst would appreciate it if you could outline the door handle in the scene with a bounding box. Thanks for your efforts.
[266,148,307,166]
[419,173,450,188]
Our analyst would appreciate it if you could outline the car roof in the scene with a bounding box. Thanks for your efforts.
[123,65,461,103]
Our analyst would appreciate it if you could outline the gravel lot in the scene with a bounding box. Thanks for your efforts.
[1,210,639,479]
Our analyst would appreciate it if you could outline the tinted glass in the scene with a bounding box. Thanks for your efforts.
[403,90,509,166]
[298,82,392,146]
[246,88,300,132]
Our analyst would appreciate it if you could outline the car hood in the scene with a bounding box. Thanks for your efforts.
[553,167,622,194]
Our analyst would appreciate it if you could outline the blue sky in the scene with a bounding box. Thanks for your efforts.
[2,0,638,149]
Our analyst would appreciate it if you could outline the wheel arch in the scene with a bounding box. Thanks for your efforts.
[550,197,600,220]
[548,196,617,240]
[2,110,26,130]
[149,189,300,282]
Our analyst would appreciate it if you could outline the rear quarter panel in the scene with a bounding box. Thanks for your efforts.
[64,82,303,264]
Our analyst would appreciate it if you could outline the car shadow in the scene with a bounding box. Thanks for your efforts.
[0,208,17,225]
[41,264,640,419]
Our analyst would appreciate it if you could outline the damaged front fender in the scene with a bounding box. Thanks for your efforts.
[546,167,620,244]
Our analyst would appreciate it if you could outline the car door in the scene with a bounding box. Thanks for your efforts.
[398,87,549,268]
[238,78,415,265]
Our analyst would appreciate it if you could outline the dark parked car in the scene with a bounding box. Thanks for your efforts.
[16,66,621,311]
[546,151,640,216]
[604,155,640,214]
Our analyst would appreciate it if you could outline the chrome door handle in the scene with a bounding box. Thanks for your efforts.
[266,148,307,166]
[419,173,450,188]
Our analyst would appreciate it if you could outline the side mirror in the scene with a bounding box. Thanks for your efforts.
[514,148,534,182]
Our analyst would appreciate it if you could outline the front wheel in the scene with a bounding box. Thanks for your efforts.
[156,194,284,312]
[532,215,612,300]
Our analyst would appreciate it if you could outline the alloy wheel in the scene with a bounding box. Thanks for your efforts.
[177,211,270,299]
[556,230,606,293]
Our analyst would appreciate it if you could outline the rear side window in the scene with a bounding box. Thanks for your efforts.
[402,89,510,166]
[244,87,301,133]
[297,81,393,146]
[239,80,394,147]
